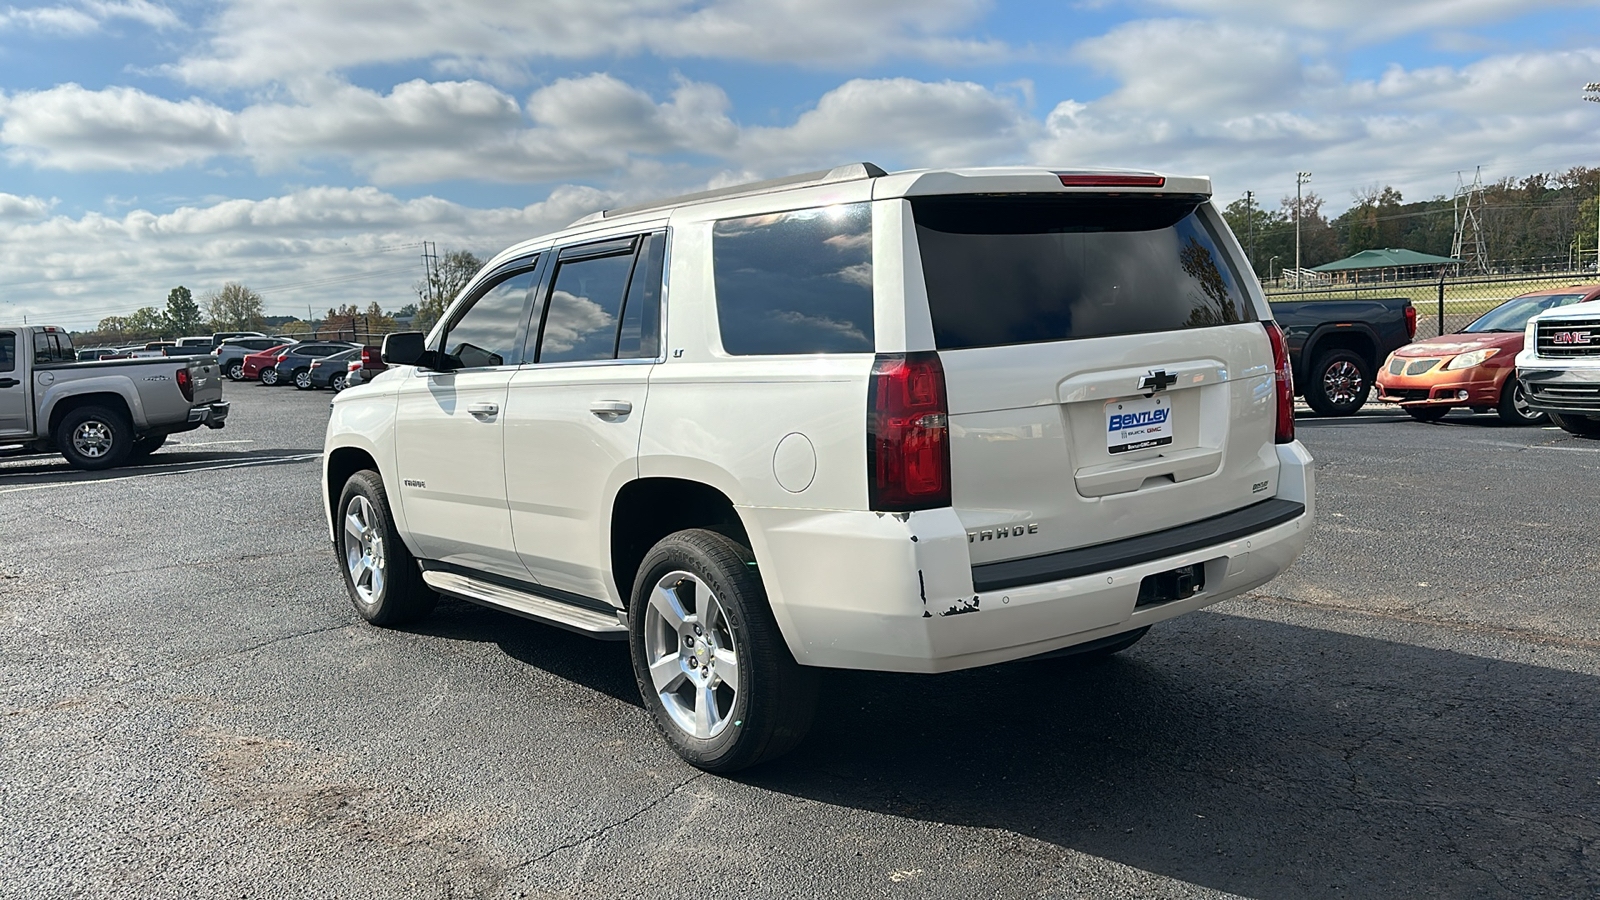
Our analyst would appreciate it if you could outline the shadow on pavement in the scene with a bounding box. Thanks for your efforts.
[428,597,1600,898]
[0,447,321,487]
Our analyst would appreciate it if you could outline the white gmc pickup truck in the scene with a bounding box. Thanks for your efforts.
[323,163,1315,771]
[1516,296,1600,436]
[0,325,229,469]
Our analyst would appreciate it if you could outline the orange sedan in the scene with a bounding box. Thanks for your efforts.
[1377,284,1600,424]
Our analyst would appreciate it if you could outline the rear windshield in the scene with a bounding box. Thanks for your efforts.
[911,196,1256,350]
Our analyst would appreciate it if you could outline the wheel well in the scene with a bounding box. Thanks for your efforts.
[48,393,133,437]
[326,446,378,524]
[1299,331,1377,391]
[611,478,749,603]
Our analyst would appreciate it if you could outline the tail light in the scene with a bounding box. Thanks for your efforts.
[1404,305,1417,340]
[1265,322,1294,444]
[175,366,193,401]
[868,352,952,511]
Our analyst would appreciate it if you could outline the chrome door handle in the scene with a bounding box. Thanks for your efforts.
[590,400,632,418]
[467,402,499,418]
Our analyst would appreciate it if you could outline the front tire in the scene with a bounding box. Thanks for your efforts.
[259,367,280,386]
[1304,349,1372,416]
[629,529,817,773]
[1550,412,1600,437]
[1496,378,1546,425]
[55,405,134,470]
[336,470,437,626]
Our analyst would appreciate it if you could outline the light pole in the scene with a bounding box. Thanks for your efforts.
[1269,255,1280,286]
[1243,190,1256,267]
[1295,172,1312,282]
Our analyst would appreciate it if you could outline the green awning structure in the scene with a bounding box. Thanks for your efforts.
[1311,248,1460,272]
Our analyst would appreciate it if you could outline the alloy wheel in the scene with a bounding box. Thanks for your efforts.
[71,419,114,459]
[1322,360,1365,406]
[342,494,386,607]
[641,570,740,740]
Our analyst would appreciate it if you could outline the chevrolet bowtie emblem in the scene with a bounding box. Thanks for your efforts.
[1139,370,1178,393]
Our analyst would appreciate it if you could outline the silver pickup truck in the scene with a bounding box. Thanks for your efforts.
[0,325,229,470]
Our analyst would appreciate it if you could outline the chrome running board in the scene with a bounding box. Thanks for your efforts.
[422,570,628,639]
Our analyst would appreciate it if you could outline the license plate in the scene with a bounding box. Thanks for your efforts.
[1106,395,1173,454]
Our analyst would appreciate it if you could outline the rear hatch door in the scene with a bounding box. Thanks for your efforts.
[909,194,1279,567]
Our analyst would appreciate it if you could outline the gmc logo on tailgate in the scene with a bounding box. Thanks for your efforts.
[1552,331,1594,345]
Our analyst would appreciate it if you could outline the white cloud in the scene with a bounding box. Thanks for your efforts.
[738,78,1033,170]
[0,193,53,219]
[0,186,610,328]
[1073,20,1319,114]
[170,0,1004,87]
[0,84,237,171]
[0,0,179,35]
[1033,42,1600,209]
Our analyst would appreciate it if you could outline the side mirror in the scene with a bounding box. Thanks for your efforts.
[382,332,427,366]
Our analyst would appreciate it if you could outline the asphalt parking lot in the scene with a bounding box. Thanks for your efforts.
[2,385,1597,899]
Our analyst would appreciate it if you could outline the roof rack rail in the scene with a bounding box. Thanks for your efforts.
[569,162,887,227]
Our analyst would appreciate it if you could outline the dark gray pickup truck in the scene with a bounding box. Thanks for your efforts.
[1272,297,1418,415]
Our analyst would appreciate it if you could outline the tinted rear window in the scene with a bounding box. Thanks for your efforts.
[713,202,874,355]
[912,196,1255,350]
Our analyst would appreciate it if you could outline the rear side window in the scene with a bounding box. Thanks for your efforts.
[539,244,635,364]
[713,202,874,355]
[0,332,14,372]
[617,233,664,360]
[912,196,1256,350]
[33,332,74,364]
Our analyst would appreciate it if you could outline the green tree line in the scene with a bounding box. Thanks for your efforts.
[1222,165,1600,279]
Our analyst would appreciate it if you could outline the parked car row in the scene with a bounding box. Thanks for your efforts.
[236,340,386,391]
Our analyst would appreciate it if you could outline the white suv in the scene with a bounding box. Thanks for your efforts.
[323,163,1314,771]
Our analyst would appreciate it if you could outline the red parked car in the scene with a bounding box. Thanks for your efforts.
[240,346,290,382]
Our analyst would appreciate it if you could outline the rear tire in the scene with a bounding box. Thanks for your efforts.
[259,367,280,386]
[336,470,437,626]
[1550,412,1600,437]
[227,362,245,381]
[1405,405,1450,422]
[629,529,817,773]
[1496,378,1546,425]
[1303,349,1372,416]
[330,373,347,392]
[293,368,313,390]
[55,405,134,470]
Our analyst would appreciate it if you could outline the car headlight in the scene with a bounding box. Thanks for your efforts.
[1445,348,1499,370]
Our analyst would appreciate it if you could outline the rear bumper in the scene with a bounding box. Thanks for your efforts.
[187,400,230,429]
[745,441,1315,674]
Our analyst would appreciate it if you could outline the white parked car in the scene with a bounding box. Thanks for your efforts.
[323,163,1315,771]
[1515,294,1600,436]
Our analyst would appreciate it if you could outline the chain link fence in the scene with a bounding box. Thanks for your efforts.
[1265,269,1600,337]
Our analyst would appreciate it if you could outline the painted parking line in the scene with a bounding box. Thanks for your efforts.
[170,439,256,447]
[0,453,323,494]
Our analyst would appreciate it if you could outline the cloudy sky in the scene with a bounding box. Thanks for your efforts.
[2,0,1598,329]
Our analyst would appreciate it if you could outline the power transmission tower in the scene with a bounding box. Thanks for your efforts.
[1451,168,1489,275]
